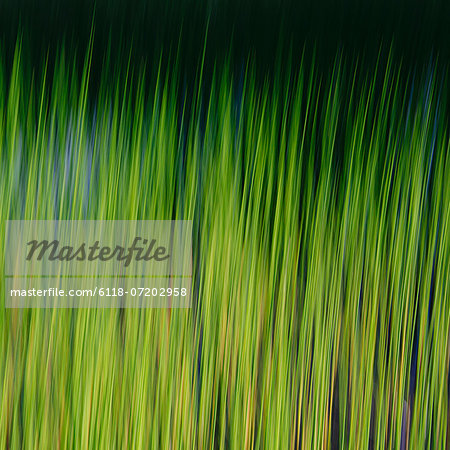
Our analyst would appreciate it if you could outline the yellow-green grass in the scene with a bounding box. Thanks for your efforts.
[0,43,448,448]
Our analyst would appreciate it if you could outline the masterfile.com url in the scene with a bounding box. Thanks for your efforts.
[10,288,98,297]
[9,286,188,298]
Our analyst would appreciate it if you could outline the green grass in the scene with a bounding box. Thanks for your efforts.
[0,42,449,449]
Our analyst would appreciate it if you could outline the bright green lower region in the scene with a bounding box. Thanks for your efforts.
[0,45,449,448]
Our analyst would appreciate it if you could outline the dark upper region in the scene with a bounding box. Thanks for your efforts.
[0,0,449,82]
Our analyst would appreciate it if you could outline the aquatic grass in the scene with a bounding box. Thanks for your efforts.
[0,43,448,449]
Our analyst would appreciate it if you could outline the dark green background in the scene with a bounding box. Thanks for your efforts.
[1,0,449,81]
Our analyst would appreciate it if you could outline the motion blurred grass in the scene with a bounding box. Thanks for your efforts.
[0,40,449,448]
